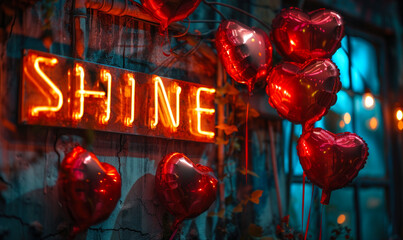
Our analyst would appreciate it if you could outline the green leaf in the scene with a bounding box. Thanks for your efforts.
[249,190,263,204]
[238,168,260,178]
[232,203,243,213]
[216,82,240,96]
[248,224,263,237]
[249,107,260,118]
[235,96,247,109]
[215,137,229,145]
[207,208,225,218]
[215,96,229,105]
[217,208,225,218]
[216,124,238,135]
[207,211,216,217]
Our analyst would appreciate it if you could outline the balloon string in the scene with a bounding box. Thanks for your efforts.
[169,226,179,240]
[302,172,306,233]
[161,28,171,57]
[201,0,227,20]
[319,204,324,240]
[202,0,271,31]
[304,184,314,240]
[172,18,190,38]
[269,121,283,218]
[245,98,249,183]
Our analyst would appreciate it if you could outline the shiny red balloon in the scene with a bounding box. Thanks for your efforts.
[216,20,273,92]
[141,0,201,31]
[297,128,368,204]
[155,152,218,227]
[266,58,341,130]
[58,146,121,234]
[271,8,344,62]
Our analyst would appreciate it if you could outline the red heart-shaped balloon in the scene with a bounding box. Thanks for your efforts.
[58,146,121,234]
[216,20,273,92]
[155,152,218,227]
[141,0,201,31]
[271,8,344,62]
[266,58,341,129]
[297,128,368,204]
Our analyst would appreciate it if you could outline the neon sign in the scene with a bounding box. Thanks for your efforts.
[20,50,216,143]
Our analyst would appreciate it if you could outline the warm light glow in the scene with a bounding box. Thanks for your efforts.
[369,117,378,130]
[337,214,346,224]
[363,93,375,110]
[21,50,217,143]
[151,76,181,128]
[339,120,345,128]
[125,73,135,127]
[196,87,216,138]
[398,121,403,131]
[31,56,63,116]
[290,39,296,46]
[396,109,403,121]
[343,113,351,124]
[74,64,107,121]
[100,69,111,124]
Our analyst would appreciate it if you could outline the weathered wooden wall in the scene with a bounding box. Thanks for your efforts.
[0,1,285,239]
[3,0,403,239]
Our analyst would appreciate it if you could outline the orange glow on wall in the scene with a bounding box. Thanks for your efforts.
[20,50,215,143]
[100,69,112,124]
[29,56,63,116]
[151,76,182,129]
[74,64,106,121]
[196,87,216,138]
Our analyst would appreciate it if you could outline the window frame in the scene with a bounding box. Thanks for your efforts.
[286,23,395,240]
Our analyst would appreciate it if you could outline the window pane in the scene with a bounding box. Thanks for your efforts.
[293,124,303,175]
[283,121,292,174]
[332,37,350,89]
[354,96,385,177]
[324,188,356,240]
[316,91,353,133]
[288,183,320,238]
[359,188,389,240]
[350,36,380,94]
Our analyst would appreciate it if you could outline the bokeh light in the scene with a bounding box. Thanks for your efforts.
[369,117,378,130]
[337,214,346,224]
[363,93,375,110]
[344,113,351,124]
[396,109,403,121]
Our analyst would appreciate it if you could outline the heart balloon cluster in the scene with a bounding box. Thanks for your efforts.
[155,152,218,228]
[267,8,368,204]
[268,7,344,128]
[57,146,121,235]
